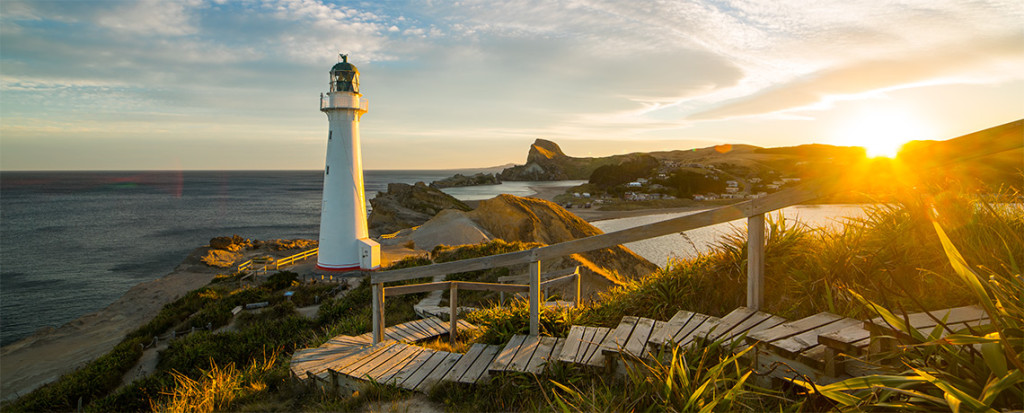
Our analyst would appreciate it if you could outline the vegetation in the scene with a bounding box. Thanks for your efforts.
[6,184,1021,412]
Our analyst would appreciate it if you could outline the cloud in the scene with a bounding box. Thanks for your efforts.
[689,34,1024,120]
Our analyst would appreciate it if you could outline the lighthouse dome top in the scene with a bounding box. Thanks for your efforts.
[329,54,360,94]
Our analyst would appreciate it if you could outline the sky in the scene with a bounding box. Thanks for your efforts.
[1,0,1021,171]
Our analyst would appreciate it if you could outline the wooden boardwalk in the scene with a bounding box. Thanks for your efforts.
[291,305,993,394]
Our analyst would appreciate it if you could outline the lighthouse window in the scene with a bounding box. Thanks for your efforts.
[328,131,332,140]
[326,166,330,175]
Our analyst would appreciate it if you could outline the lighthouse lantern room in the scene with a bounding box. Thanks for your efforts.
[316,54,380,272]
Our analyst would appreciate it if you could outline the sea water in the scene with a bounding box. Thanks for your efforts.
[0,170,456,346]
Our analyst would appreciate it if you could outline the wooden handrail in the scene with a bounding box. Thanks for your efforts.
[371,182,825,284]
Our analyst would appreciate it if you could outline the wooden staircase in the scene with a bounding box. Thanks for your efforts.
[290,305,991,394]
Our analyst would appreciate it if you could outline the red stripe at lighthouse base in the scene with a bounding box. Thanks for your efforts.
[316,262,361,272]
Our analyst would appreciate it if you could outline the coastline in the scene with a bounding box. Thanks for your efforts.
[525,183,708,222]
[0,247,221,401]
[0,183,727,401]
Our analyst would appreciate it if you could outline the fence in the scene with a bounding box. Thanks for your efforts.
[236,247,319,275]
[383,268,580,344]
[367,119,1022,344]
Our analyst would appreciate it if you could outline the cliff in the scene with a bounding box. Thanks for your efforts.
[498,139,617,181]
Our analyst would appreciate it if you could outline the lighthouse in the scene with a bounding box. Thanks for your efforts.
[316,54,380,272]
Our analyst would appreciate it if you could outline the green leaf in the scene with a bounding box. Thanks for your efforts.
[980,340,1008,378]
[979,369,1023,405]
[913,367,996,413]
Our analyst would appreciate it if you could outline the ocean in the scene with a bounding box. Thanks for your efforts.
[1,170,462,346]
[0,170,864,346]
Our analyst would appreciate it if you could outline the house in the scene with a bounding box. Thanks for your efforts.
[627,181,643,188]
[726,180,739,188]
[749,177,762,183]
[725,187,739,193]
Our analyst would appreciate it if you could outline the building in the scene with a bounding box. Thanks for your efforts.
[317,55,380,272]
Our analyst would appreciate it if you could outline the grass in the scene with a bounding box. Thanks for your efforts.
[8,188,1020,412]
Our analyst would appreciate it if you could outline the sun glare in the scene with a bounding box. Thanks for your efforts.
[834,110,932,158]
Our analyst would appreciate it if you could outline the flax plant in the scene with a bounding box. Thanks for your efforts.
[795,213,1024,411]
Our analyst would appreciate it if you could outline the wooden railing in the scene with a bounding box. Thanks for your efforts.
[383,268,580,344]
[368,119,1023,344]
[236,247,320,275]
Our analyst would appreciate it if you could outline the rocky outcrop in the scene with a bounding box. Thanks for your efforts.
[368,182,472,237]
[467,195,658,281]
[498,139,616,181]
[430,173,501,188]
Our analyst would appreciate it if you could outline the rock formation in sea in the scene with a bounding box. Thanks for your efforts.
[430,172,501,188]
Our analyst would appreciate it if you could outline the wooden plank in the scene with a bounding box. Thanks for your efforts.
[372,183,827,284]
[385,348,434,387]
[623,317,656,358]
[398,351,449,391]
[649,311,694,346]
[456,281,531,293]
[866,305,986,336]
[603,316,639,355]
[575,327,599,364]
[750,312,845,344]
[674,315,721,347]
[708,311,780,344]
[558,325,585,363]
[641,320,668,359]
[384,324,417,343]
[490,335,527,372]
[366,345,422,382]
[818,324,871,355]
[385,281,450,297]
[443,343,487,383]
[508,335,542,372]
[456,319,477,332]
[525,336,560,374]
[460,344,503,384]
[415,352,462,392]
[418,317,447,337]
[344,342,406,379]
[498,266,580,283]
[687,308,751,346]
[393,319,428,339]
[582,327,612,367]
[539,270,580,289]
[772,318,862,359]
[314,342,395,376]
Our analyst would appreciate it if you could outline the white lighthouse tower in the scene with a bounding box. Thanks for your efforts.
[316,54,380,272]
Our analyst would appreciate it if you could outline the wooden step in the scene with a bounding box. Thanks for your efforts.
[489,335,566,374]
[556,325,613,367]
[747,312,874,384]
[443,343,503,384]
[648,310,720,348]
[601,316,664,360]
[695,307,787,347]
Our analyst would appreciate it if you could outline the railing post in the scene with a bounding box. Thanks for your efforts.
[574,272,581,307]
[372,281,384,344]
[449,282,458,345]
[747,213,765,310]
[529,260,541,336]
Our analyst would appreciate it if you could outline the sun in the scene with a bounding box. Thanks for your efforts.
[833,110,932,158]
